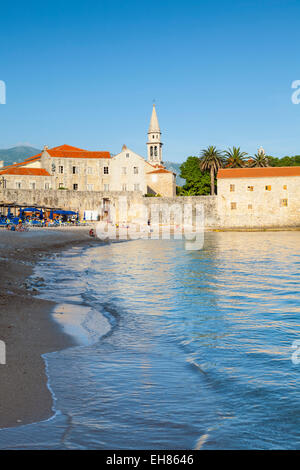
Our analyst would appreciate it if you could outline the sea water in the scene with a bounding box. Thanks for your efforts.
[0,232,299,449]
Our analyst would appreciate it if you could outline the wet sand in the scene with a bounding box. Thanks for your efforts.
[0,227,100,429]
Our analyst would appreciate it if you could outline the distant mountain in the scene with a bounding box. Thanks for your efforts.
[0,146,41,166]
[164,161,185,186]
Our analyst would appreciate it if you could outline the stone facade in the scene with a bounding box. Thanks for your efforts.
[0,172,299,229]
[217,167,300,228]
[0,170,52,191]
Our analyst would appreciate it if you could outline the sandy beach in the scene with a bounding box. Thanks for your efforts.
[0,226,100,429]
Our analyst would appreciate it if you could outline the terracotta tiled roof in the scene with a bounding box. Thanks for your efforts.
[0,144,110,172]
[147,168,173,174]
[0,167,50,176]
[23,154,42,162]
[217,167,300,179]
[51,144,86,152]
[46,149,111,159]
[0,159,41,171]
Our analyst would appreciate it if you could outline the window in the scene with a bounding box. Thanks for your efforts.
[30,182,36,190]
[283,185,287,190]
[104,184,109,191]
[122,184,127,191]
[154,146,158,156]
[72,166,77,174]
[231,202,237,210]
[87,184,94,191]
[230,184,235,192]
[45,183,50,190]
[87,167,93,175]
[280,199,288,207]
[265,185,272,191]
[59,166,64,174]
[134,184,140,191]
[73,184,78,190]
[150,146,153,158]
[126,153,130,158]
[247,186,254,191]
[122,167,127,175]
[248,204,253,210]
[133,166,139,174]
[16,182,21,189]
[103,166,109,174]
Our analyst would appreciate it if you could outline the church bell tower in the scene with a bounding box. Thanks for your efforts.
[147,104,163,164]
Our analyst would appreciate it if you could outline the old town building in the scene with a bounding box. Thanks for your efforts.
[0,105,176,197]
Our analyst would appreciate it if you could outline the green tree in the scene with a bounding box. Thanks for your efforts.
[294,155,300,165]
[224,146,248,168]
[248,152,270,167]
[268,155,300,166]
[267,156,279,166]
[199,146,224,195]
[178,156,211,195]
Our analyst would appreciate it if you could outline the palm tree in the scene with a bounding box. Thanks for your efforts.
[248,152,270,167]
[199,146,224,195]
[224,146,248,168]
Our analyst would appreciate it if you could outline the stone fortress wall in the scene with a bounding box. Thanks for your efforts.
[1,187,299,229]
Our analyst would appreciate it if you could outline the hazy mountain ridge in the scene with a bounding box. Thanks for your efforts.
[0,146,41,166]
[164,161,185,186]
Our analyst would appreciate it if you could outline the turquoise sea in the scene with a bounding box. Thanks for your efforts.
[0,232,299,449]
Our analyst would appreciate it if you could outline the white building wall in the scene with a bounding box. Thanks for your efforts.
[110,149,148,194]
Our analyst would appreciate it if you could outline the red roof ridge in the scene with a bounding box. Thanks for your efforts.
[49,144,87,152]
[147,168,173,174]
[218,166,300,178]
[0,168,50,176]
[47,149,111,159]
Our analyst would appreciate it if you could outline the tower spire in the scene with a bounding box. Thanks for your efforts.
[147,104,163,164]
[148,103,160,134]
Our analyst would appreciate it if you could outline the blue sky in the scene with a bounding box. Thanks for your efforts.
[1,0,300,162]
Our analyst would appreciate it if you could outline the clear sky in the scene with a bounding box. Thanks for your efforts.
[1,0,300,162]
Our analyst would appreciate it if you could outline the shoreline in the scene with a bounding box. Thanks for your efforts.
[0,225,299,431]
[0,227,103,429]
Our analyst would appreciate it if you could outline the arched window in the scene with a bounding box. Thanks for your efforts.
[154,146,157,157]
[150,146,153,158]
